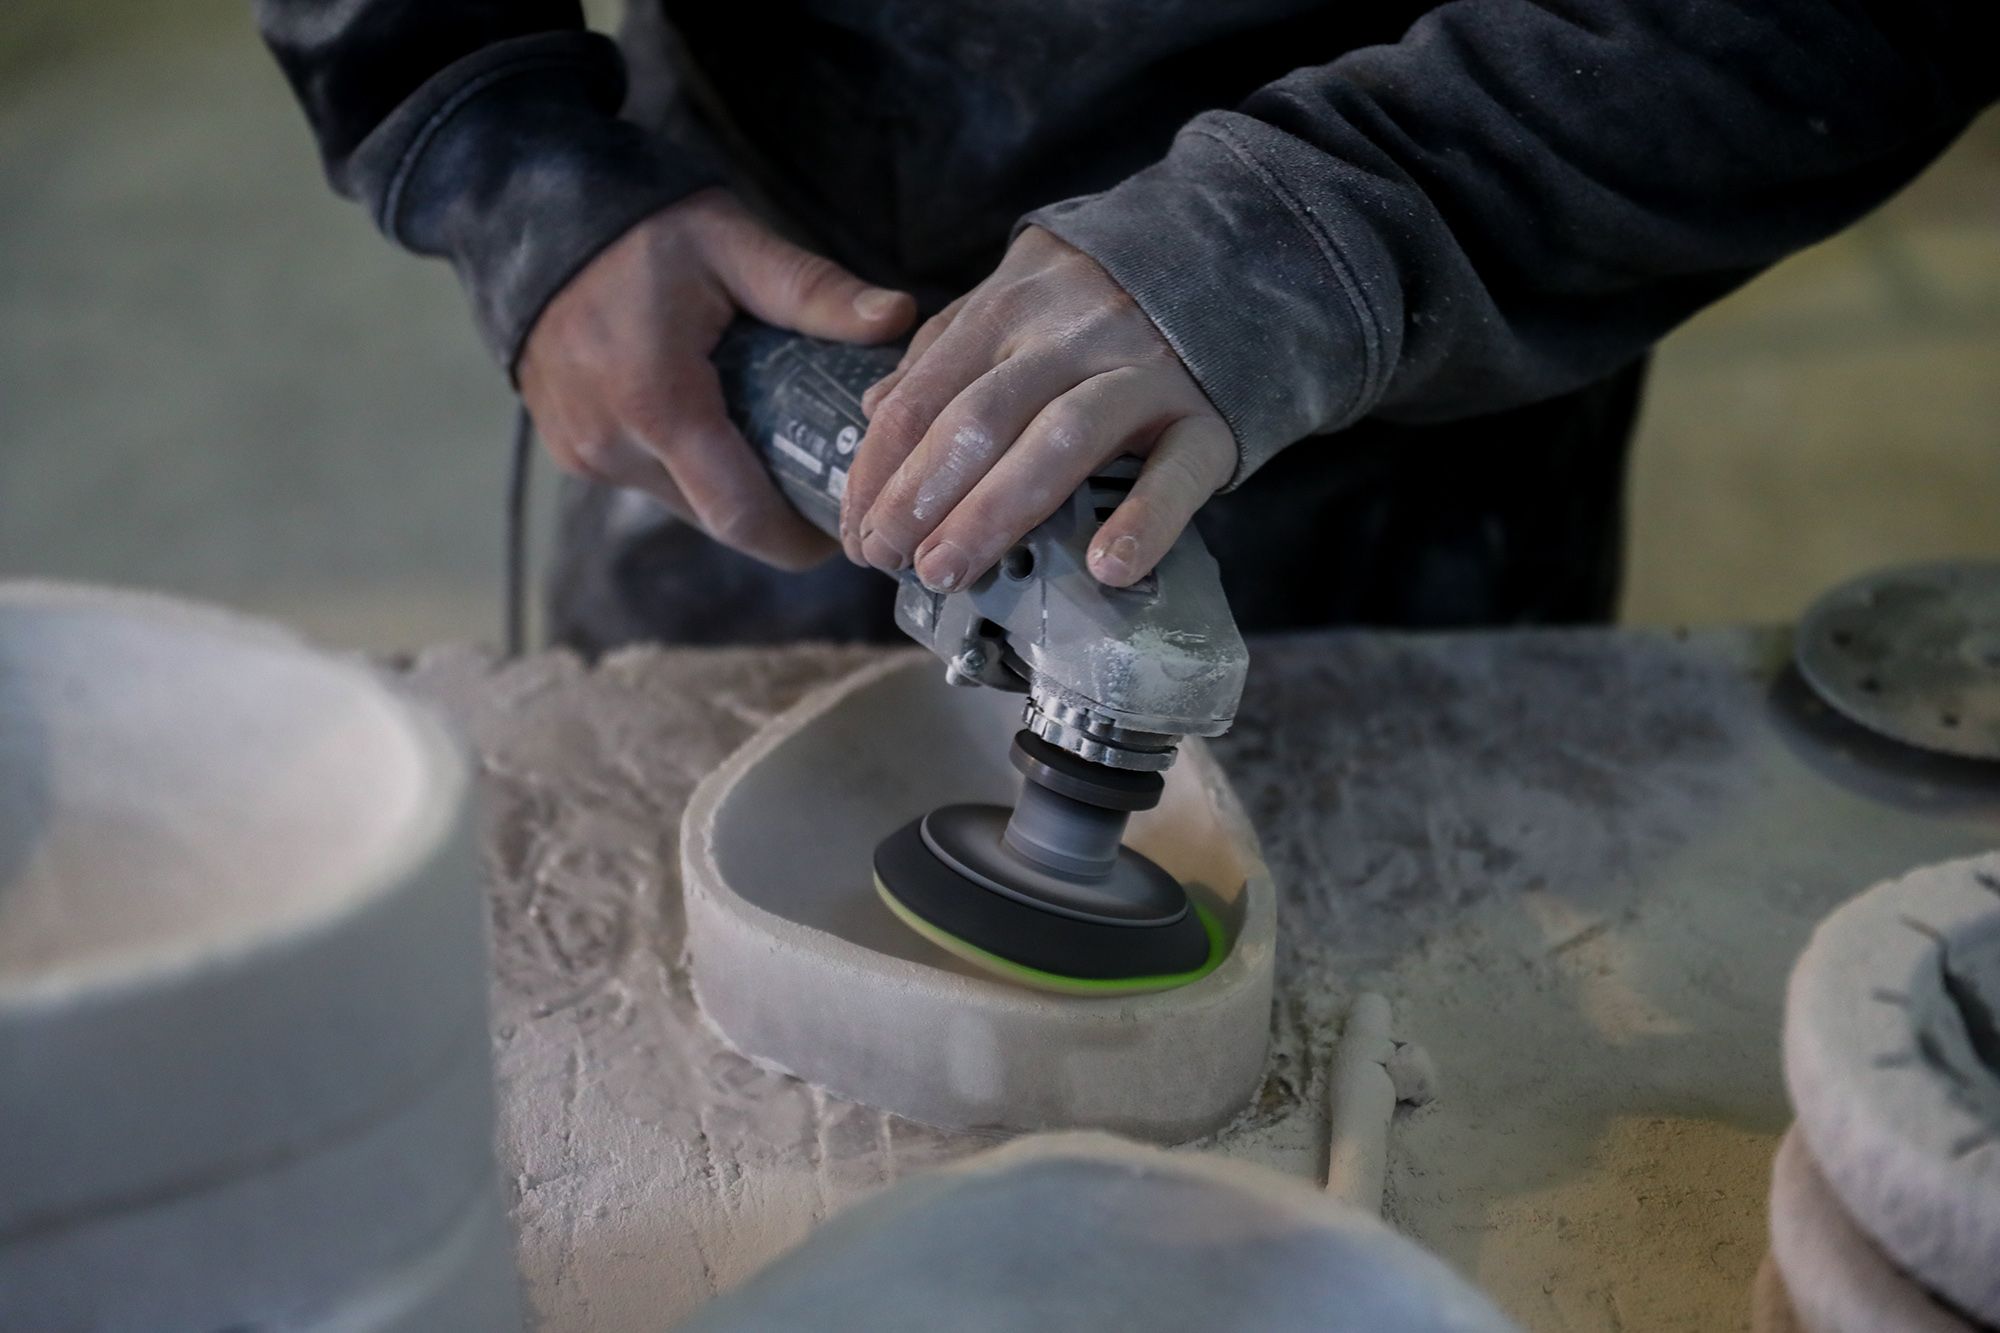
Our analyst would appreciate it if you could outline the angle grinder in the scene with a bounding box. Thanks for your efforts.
[714,320,1249,994]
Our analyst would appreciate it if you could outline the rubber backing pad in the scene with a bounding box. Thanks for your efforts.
[873,816,1221,992]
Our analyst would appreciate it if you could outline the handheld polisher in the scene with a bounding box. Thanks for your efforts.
[715,321,1249,994]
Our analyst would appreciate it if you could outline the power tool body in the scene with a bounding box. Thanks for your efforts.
[714,320,1248,990]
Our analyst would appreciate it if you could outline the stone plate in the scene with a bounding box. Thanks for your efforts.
[1795,560,2000,760]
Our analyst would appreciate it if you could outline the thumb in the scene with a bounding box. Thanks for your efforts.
[706,221,915,345]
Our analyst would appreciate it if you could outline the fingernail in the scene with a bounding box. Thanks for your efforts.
[854,288,905,321]
[860,528,908,572]
[1091,533,1139,582]
[916,540,970,593]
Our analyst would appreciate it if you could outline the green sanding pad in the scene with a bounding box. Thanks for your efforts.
[875,875,1226,998]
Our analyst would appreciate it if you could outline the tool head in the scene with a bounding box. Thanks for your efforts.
[890,465,1248,771]
[873,732,1224,995]
[717,322,1245,774]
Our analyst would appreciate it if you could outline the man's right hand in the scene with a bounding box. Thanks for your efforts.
[518,188,916,570]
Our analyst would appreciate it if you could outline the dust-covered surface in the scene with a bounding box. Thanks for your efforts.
[396,643,977,1333]
[398,628,2000,1331]
[1213,628,2000,1332]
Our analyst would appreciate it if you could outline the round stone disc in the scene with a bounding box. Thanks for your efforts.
[1783,851,2000,1323]
[1766,1128,1976,1333]
[1795,560,2000,760]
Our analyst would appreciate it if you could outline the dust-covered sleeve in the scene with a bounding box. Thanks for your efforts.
[1024,0,1997,485]
[256,0,719,374]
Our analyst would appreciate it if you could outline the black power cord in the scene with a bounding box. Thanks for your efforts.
[504,403,533,659]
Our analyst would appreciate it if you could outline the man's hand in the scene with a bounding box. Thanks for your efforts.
[843,226,1235,591]
[519,188,916,570]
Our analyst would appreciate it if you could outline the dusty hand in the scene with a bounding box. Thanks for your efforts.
[843,226,1235,591]
[519,188,916,570]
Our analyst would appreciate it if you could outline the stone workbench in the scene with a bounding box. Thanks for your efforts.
[395,627,2000,1333]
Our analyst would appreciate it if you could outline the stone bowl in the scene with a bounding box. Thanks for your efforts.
[1765,1127,1975,1333]
[682,1132,1518,1333]
[1782,850,2000,1325]
[682,653,1276,1141]
[0,583,516,1330]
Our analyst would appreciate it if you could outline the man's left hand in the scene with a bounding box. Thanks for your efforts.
[842,227,1235,592]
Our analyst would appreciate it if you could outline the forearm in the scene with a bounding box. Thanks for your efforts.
[1029,0,1997,483]
[256,0,716,372]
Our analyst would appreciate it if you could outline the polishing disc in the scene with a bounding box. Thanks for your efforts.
[872,813,1221,994]
[920,804,1188,926]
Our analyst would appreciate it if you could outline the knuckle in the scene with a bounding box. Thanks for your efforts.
[773,248,841,306]
[606,380,672,430]
[930,407,1000,466]
[960,516,1017,568]
[1153,446,1206,490]
[940,498,1004,554]
[861,372,898,408]
[570,434,622,478]
[912,309,954,348]
[865,466,920,519]
[704,501,766,550]
[983,275,1039,324]
[866,394,931,448]
[916,297,967,343]
[678,191,745,248]
[868,512,921,554]
[1033,401,1089,455]
[1107,498,1157,540]
[1103,363,1152,394]
[1146,435,1230,503]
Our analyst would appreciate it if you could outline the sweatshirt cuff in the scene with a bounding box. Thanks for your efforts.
[341,32,721,378]
[1022,114,1400,487]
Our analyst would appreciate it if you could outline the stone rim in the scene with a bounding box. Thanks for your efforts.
[680,652,1278,1139]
